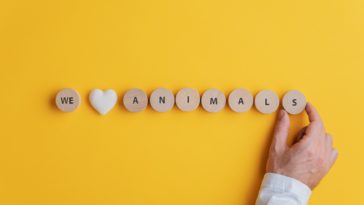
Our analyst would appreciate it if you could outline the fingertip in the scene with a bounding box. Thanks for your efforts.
[272,111,290,151]
[325,134,333,147]
[279,109,288,119]
[305,102,322,123]
[305,102,312,114]
[332,148,339,161]
[282,109,288,116]
[279,110,290,128]
[279,109,283,118]
[305,102,311,110]
[326,148,339,171]
[333,148,339,156]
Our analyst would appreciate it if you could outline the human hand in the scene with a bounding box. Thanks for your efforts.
[266,103,338,189]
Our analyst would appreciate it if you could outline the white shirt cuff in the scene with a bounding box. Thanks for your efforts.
[259,173,312,205]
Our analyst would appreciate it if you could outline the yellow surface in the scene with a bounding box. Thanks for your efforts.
[0,0,363,204]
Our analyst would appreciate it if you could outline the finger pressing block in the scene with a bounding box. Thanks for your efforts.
[175,88,200,112]
[254,90,279,114]
[150,88,175,112]
[228,88,253,113]
[123,88,148,112]
[55,88,81,112]
[201,88,226,112]
[282,90,307,115]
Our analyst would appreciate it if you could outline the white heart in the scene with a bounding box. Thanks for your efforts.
[89,89,118,115]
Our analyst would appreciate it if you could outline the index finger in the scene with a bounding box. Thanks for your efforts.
[302,102,325,139]
[305,102,322,123]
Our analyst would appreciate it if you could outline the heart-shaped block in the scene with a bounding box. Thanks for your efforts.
[89,89,118,115]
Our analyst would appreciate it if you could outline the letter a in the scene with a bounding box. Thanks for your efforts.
[133,97,139,104]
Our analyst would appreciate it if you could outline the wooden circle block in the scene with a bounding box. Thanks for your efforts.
[55,88,81,112]
[228,88,253,113]
[254,90,279,114]
[282,90,307,115]
[175,88,200,112]
[123,88,148,112]
[201,88,226,112]
[150,88,175,112]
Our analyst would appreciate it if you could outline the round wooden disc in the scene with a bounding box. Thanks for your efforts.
[123,88,148,112]
[175,88,200,112]
[228,88,253,113]
[254,90,279,114]
[150,88,175,112]
[55,88,81,112]
[201,88,226,113]
[282,90,307,115]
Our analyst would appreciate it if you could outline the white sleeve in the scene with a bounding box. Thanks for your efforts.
[256,173,312,205]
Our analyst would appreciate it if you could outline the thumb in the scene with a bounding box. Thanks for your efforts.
[271,109,290,152]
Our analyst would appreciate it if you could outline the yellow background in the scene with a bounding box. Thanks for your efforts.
[0,0,363,204]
